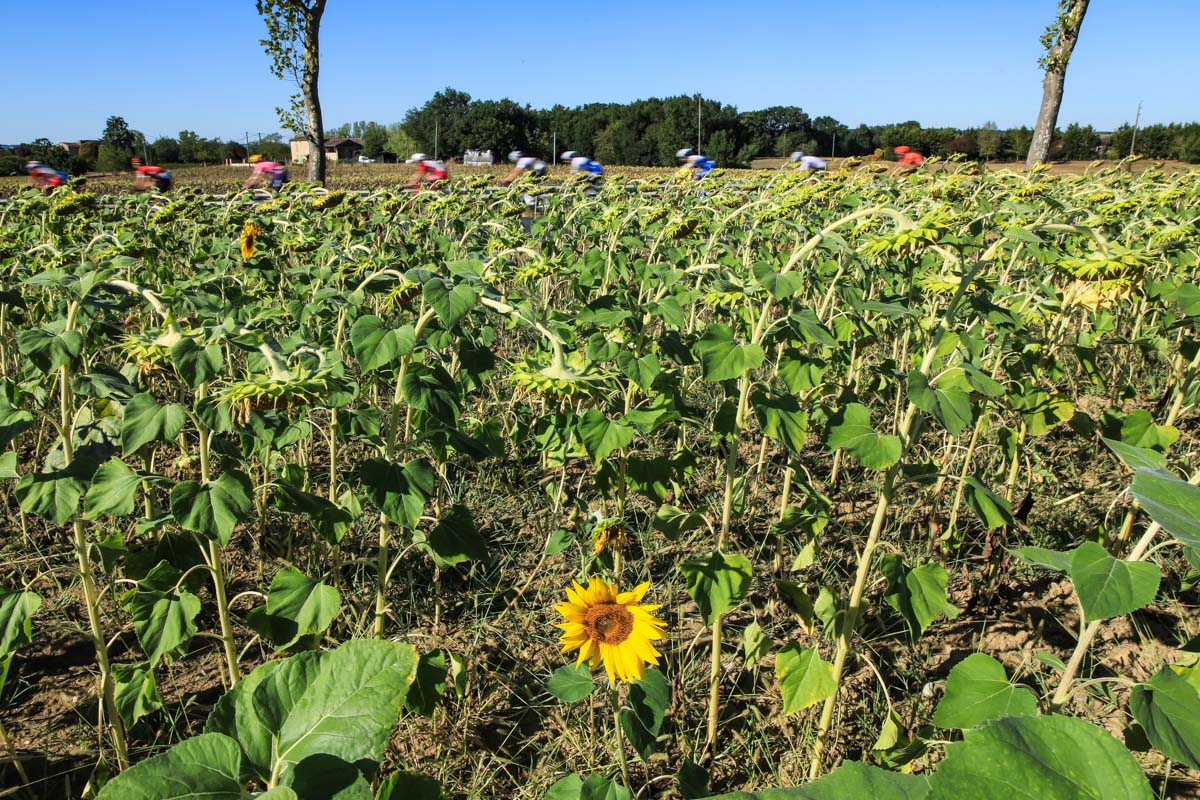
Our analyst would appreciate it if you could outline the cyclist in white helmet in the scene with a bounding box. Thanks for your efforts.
[406,153,448,190]
[676,148,715,180]
[499,150,546,185]
[561,150,603,194]
[499,150,548,213]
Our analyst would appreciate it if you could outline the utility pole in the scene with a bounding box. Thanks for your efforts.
[245,132,251,161]
[697,94,702,152]
[552,132,557,164]
[1129,100,1142,157]
[434,120,439,161]
[831,131,837,159]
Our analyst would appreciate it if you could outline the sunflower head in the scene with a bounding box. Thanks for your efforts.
[240,222,263,259]
[555,577,666,684]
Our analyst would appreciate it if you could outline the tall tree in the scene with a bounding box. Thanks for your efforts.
[1026,0,1091,168]
[257,0,328,182]
[97,116,137,171]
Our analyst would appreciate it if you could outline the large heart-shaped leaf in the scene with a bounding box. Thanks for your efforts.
[701,760,929,799]
[751,390,809,454]
[171,471,254,546]
[250,567,341,652]
[619,667,670,761]
[401,362,460,424]
[95,732,244,800]
[826,403,901,470]
[423,504,488,567]
[1119,409,1179,452]
[679,551,753,626]
[422,278,477,328]
[548,663,597,703]
[0,585,42,657]
[15,470,85,525]
[350,316,415,372]
[693,323,764,382]
[927,714,1152,800]
[776,643,836,715]
[880,555,958,638]
[1130,666,1200,770]
[357,458,433,528]
[1130,469,1200,549]
[932,653,1037,729]
[170,337,224,389]
[576,409,634,463]
[121,392,187,455]
[206,641,416,788]
[122,561,201,665]
[1068,541,1160,622]
[17,325,82,373]
[907,370,972,436]
[84,457,144,519]
[112,661,163,728]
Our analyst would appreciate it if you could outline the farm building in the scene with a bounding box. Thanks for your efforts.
[56,140,100,157]
[289,136,365,164]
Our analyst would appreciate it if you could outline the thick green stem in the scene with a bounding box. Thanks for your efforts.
[808,328,943,779]
[197,422,241,685]
[59,362,129,770]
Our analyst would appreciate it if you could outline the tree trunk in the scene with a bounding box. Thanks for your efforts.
[302,0,327,183]
[1026,0,1090,169]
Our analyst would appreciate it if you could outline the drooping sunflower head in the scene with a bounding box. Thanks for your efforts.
[555,577,667,684]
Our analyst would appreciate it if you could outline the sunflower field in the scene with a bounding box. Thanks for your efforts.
[0,159,1199,799]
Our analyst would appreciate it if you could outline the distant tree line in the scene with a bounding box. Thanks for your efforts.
[379,89,1200,167]
[0,116,291,176]
[5,102,1199,177]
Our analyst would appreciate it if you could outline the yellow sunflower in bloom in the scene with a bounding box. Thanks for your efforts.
[555,577,667,683]
[240,222,263,259]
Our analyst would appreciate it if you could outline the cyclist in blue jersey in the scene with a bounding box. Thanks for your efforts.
[676,148,715,180]
[561,151,603,193]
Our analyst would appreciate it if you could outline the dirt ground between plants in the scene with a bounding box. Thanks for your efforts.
[3,486,1198,798]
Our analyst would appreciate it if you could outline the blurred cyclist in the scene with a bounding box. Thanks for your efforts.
[131,158,173,192]
[499,151,547,185]
[406,153,448,190]
[676,148,715,180]
[243,154,288,192]
[561,150,603,193]
[499,151,548,214]
[25,161,68,191]
[894,146,926,167]
[789,151,827,173]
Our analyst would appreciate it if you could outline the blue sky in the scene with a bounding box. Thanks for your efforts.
[2,0,1196,143]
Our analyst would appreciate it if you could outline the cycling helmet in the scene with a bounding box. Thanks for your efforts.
[789,152,805,162]
[248,154,263,163]
[676,148,694,159]
[406,153,427,163]
[560,150,578,161]
[508,150,523,163]
[24,161,42,171]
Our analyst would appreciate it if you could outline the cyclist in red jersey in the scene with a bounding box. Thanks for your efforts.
[406,153,448,189]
